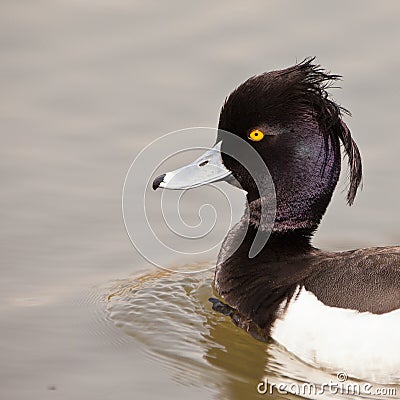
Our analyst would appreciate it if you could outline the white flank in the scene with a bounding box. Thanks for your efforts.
[271,286,400,383]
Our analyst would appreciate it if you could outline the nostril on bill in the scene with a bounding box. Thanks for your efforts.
[199,160,209,167]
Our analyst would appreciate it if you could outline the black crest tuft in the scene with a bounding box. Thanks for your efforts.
[290,57,363,205]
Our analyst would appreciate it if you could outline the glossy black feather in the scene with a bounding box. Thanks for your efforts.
[213,58,399,331]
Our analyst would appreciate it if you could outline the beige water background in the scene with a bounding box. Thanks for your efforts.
[1,1,399,399]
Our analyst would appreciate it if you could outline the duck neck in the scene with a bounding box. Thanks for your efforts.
[256,227,313,255]
[215,198,315,328]
[248,193,318,228]
[246,196,315,256]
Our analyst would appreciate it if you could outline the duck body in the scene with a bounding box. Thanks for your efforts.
[215,219,400,381]
[153,58,400,381]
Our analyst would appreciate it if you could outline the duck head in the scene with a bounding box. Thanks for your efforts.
[153,58,362,239]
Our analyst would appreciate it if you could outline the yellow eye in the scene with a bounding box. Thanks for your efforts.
[248,129,265,142]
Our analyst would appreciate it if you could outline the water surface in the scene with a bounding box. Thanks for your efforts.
[1,1,399,399]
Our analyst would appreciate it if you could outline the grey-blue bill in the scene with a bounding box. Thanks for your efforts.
[153,141,237,190]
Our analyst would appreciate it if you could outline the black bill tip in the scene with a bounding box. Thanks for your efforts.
[152,174,166,190]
